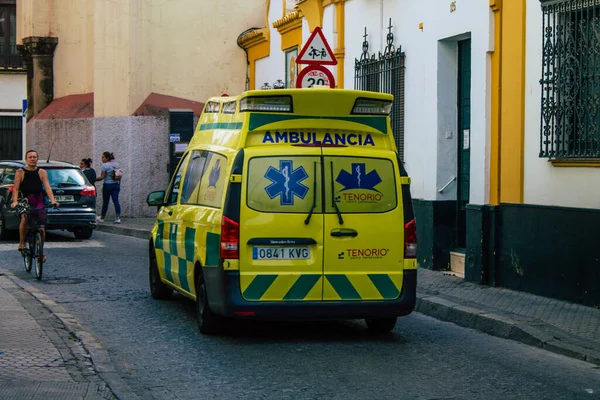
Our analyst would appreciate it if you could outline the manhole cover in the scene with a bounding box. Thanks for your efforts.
[44,278,86,285]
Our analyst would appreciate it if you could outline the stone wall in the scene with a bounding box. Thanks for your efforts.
[26,115,171,218]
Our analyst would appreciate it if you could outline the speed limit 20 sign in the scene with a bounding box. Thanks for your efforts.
[296,65,335,89]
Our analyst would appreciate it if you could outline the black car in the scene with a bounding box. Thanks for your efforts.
[0,160,97,240]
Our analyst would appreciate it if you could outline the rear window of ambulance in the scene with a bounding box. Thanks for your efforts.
[246,155,397,214]
[325,156,397,214]
[246,156,322,214]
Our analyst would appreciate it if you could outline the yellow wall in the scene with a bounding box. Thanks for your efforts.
[150,0,264,105]
[18,0,266,117]
[94,0,132,116]
[490,0,526,204]
[17,0,52,40]
[52,0,95,98]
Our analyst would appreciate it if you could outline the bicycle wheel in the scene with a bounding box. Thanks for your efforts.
[23,234,33,273]
[34,231,43,280]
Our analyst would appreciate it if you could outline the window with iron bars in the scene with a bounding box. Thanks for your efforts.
[0,1,22,70]
[354,22,406,159]
[540,0,600,158]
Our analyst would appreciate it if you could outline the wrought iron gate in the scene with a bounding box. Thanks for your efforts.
[354,19,406,158]
[0,116,22,159]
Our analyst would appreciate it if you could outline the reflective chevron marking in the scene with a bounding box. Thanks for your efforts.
[242,273,402,301]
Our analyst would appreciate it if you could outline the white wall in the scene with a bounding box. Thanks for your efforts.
[258,0,493,204]
[256,0,284,88]
[0,74,26,116]
[523,0,600,210]
[345,0,492,204]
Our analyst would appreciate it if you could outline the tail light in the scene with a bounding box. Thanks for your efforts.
[80,186,96,196]
[220,216,239,259]
[404,218,417,259]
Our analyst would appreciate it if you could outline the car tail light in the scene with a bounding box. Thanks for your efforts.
[220,216,239,259]
[80,186,96,196]
[404,218,417,259]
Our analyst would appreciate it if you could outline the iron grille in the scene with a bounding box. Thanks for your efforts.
[354,20,406,159]
[540,0,600,158]
[0,116,22,160]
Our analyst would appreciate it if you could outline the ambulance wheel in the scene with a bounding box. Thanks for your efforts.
[149,246,172,299]
[365,318,397,334]
[196,275,222,335]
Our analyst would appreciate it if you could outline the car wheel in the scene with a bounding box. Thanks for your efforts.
[149,246,172,299]
[0,215,6,240]
[365,318,397,334]
[0,215,14,241]
[196,273,222,335]
[73,227,93,240]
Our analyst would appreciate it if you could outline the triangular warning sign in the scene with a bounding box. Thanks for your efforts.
[296,26,337,66]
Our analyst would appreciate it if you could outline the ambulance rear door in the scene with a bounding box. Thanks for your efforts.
[322,147,404,301]
[239,146,324,302]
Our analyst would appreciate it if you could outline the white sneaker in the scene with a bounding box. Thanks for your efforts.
[114,218,121,224]
[97,216,104,222]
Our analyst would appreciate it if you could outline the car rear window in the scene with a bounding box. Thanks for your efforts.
[46,168,87,187]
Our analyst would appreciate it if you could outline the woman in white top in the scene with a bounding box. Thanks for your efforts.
[95,151,121,223]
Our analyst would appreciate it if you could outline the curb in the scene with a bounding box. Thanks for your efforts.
[94,224,150,240]
[415,295,600,367]
[2,269,140,400]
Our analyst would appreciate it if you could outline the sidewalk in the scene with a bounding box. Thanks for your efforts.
[97,217,600,366]
[0,270,138,400]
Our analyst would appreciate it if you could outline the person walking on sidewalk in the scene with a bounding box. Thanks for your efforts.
[79,158,97,187]
[95,152,121,224]
[10,150,60,261]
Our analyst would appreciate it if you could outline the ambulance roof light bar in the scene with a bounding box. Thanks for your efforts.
[239,95,293,113]
[351,98,393,116]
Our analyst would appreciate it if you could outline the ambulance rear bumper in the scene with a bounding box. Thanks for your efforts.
[205,269,417,319]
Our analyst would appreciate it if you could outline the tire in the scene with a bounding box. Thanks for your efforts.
[73,227,93,240]
[149,246,172,299]
[0,215,12,240]
[34,231,43,280]
[365,318,397,334]
[196,273,222,335]
[23,238,33,273]
[22,241,33,272]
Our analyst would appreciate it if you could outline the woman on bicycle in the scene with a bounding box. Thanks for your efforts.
[10,150,59,260]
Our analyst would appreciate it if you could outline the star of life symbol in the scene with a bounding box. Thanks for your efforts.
[264,160,309,205]
[336,163,382,192]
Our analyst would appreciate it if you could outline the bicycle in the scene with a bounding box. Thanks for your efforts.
[15,197,56,280]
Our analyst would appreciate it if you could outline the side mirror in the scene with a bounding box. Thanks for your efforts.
[147,190,166,206]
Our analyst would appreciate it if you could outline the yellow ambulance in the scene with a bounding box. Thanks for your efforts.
[146,88,417,335]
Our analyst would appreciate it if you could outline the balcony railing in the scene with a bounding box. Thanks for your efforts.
[0,44,24,70]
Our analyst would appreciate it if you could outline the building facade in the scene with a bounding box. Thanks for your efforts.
[239,0,600,306]
[0,0,25,160]
[16,0,266,217]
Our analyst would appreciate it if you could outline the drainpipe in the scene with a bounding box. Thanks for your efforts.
[237,28,261,91]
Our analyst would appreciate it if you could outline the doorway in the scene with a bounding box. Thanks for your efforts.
[456,39,471,249]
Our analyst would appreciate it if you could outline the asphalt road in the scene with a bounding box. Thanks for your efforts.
[0,230,599,400]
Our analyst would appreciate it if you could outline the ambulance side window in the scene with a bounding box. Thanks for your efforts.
[165,154,189,205]
[196,152,227,208]
[180,151,208,205]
